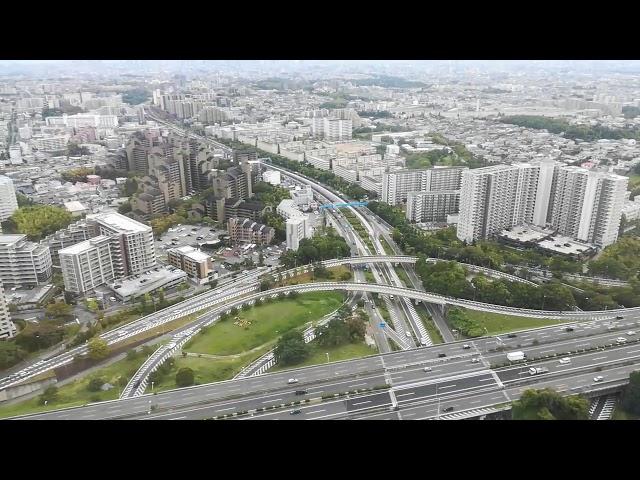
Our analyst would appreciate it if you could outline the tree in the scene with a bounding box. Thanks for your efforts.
[274,330,309,366]
[39,385,58,405]
[87,377,106,392]
[45,301,73,319]
[86,299,99,313]
[512,388,589,420]
[316,318,351,347]
[175,367,195,387]
[312,263,330,279]
[126,349,138,361]
[157,288,165,306]
[177,282,189,292]
[6,205,74,241]
[258,252,265,266]
[260,280,272,292]
[346,315,367,342]
[620,370,640,415]
[124,178,139,196]
[87,337,110,360]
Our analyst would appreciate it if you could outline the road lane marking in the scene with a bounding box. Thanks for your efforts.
[439,384,457,389]
[351,400,372,406]
[216,407,235,412]
[262,398,282,403]
[593,356,608,361]
[169,416,187,420]
[305,409,327,415]
[348,383,368,388]
[396,392,415,398]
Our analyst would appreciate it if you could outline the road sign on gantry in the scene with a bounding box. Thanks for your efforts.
[379,322,386,328]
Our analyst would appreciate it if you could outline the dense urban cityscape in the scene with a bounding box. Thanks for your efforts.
[0,59,639,421]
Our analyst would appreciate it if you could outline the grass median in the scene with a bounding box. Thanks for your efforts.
[270,341,377,372]
[460,309,563,336]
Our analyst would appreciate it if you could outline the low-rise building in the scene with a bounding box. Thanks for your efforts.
[227,217,274,245]
[167,245,213,283]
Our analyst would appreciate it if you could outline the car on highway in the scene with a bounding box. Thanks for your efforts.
[287,378,299,384]
[627,331,637,336]
[295,390,308,395]
[559,357,571,364]
[405,331,412,338]
[471,357,480,363]
[616,337,627,344]
[442,406,454,413]
[290,409,302,415]
[507,333,517,338]
[565,326,575,332]
[593,376,604,382]
[462,344,471,349]
[423,366,432,372]
[616,316,624,320]
[438,353,447,358]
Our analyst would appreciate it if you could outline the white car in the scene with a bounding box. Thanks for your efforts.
[423,366,432,372]
[471,358,480,363]
[627,331,637,336]
[287,378,299,384]
[593,376,604,382]
[559,357,571,364]
[616,337,627,344]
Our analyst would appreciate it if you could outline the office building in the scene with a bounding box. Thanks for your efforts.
[382,167,466,205]
[227,217,274,245]
[0,234,52,286]
[167,246,213,281]
[0,176,19,221]
[0,280,15,339]
[86,212,157,278]
[406,191,460,223]
[290,185,313,208]
[59,236,115,294]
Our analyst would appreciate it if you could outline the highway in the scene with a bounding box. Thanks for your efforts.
[10,314,640,420]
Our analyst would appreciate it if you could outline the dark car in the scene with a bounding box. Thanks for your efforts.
[507,333,517,338]
[443,406,454,413]
[133,380,141,389]
[616,316,624,320]
[290,409,302,415]
[565,327,575,332]
[295,390,308,396]
[438,353,447,358]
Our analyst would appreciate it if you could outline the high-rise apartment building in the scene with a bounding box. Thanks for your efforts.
[0,280,15,339]
[0,234,52,286]
[382,167,467,205]
[167,246,213,281]
[42,221,89,267]
[0,176,19,222]
[212,162,253,200]
[406,191,460,223]
[86,212,157,278]
[59,236,115,294]
[456,162,628,248]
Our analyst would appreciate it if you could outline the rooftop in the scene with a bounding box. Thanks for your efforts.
[170,245,211,262]
[59,235,110,255]
[499,225,555,243]
[537,236,594,256]
[110,266,187,299]
[87,211,150,234]
[0,234,27,246]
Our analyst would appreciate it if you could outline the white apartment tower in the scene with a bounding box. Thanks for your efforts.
[0,280,15,339]
[457,162,628,248]
[59,236,115,294]
[0,175,19,222]
[382,167,467,205]
[85,212,157,278]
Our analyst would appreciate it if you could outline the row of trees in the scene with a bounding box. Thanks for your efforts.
[499,115,640,141]
[512,388,589,420]
[418,259,577,311]
[279,228,350,268]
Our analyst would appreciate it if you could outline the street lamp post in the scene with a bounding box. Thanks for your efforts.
[436,383,440,420]
[151,381,154,393]
[326,352,330,363]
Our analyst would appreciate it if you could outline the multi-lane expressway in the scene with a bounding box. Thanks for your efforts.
[11,316,640,420]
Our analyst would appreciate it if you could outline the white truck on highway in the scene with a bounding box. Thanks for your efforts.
[528,367,549,376]
[506,351,526,362]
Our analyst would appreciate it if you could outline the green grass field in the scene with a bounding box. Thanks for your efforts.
[461,309,563,335]
[184,291,345,356]
[0,352,148,419]
[379,236,393,255]
[271,341,376,372]
[628,174,640,189]
[149,348,273,394]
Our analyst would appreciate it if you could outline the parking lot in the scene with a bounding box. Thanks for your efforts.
[155,224,227,261]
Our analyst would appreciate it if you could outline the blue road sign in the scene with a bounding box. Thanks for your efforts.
[379,322,386,328]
